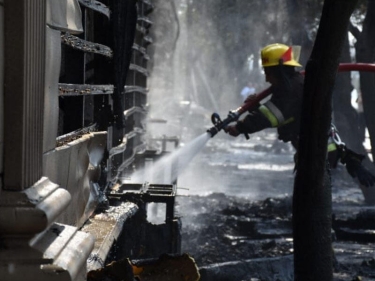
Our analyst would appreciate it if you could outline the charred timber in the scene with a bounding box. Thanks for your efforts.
[123,106,147,118]
[140,0,154,15]
[132,43,150,60]
[58,84,148,96]
[129,64,149,76]
[124,85,148,95]
[56,124,97,147]
[59,83,114,96]
[137,16,153,28]
[61,32,113,58]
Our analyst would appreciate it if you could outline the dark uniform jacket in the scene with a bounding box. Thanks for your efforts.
[235,72,304,148]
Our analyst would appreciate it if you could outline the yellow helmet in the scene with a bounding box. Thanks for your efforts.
[261,43,302,67]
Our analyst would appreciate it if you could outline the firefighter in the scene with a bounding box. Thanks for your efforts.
[225,43,303,148]
[225,43,375,188]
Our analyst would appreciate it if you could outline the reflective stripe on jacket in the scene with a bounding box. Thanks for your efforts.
[327,136,337,152]
[235,72,304,144]
[258,100,294,127]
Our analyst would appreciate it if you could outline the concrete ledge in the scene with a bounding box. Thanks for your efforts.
[1,223,94,281]
[50,229,95,280]
[82,202,139,272]
[0,177,71,235]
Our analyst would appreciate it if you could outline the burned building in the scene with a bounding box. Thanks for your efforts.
[0,0,184,280]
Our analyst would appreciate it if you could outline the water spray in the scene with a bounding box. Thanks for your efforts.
[124,64,375,185]
[207,63,375,138]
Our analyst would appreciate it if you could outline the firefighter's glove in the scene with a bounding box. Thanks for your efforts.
[224,125,240,137]
[341,148,375,187]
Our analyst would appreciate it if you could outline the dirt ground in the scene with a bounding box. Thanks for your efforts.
[176,130,375,281]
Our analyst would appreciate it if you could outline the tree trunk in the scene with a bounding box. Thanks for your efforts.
[355,0,375,164]
[293,1,358,280]
[333,35,366,154]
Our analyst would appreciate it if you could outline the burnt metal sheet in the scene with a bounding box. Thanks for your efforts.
[141,0,153,5]
[61,32,113,58]
[109,127,146,158]
[132,44,150,60]
[107,128,145,158]
[108,141,146,183]
[125,127,147,140]
[56,124,97,147]
[124,85,148,95]
[136,24,147,35]
[59,83,114,96]
[144,35,153,44]
[140,0,154,15]
[137,16,153,28]
[117,142,147,173]
[129,64,149,76]
[123,106,147,118]
[78,0,110,18]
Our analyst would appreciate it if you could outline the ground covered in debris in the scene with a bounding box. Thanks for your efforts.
[176,131,375,281]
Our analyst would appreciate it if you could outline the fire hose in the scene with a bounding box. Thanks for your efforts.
[207,63,375,138]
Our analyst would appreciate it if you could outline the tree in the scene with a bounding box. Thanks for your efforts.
[352,0,375,164]
[293,0,358,280]
[332,35,365,154]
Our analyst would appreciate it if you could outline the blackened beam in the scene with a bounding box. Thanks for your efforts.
[123,106,147,119]
[136,24,147,35]
[78,0,110,18]
[117,142,147,174]
[141,0,154,9]
[61,32,113,58]
[125,127,147,141]
[59,84,114,96]
[59,83,148,96]
[137,16,153,28]
[124,85,148,95]
[56,124,97,147]
[108,127,146,158]
[140,0,154,15]
[132,44,150,61]
[108,141,147,184]
[144,35,153,44]
[129,64,149,76]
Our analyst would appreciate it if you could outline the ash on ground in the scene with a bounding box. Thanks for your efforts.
[176,130,375,281]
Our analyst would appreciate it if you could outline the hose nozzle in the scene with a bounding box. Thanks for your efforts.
[207,126,220,137]
[207,111,240,138]
[206,87,273,138]
[207,113,223,137]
